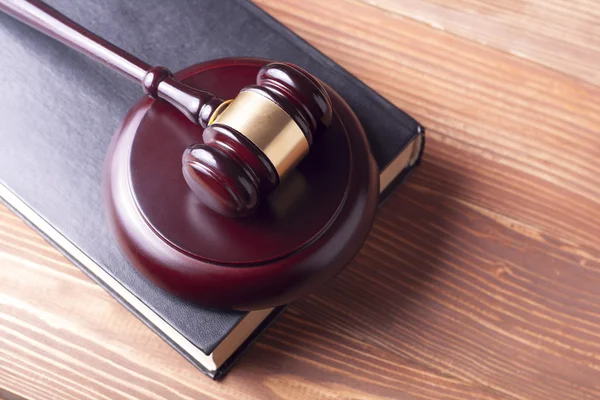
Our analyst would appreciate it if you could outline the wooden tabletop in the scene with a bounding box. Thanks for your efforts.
[2,0,599,399]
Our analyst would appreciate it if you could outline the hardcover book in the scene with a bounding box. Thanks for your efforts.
[0,0,424,379]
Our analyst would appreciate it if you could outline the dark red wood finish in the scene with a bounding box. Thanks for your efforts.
[104,58,379,310]
[182,141,266,218]
[253,62,333,144]
[182,63,333,218]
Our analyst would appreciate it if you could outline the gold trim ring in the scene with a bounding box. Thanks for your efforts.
[208,99,233,126]
[210,90,309,179]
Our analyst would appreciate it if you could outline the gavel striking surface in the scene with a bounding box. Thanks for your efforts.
[104,58,379,310]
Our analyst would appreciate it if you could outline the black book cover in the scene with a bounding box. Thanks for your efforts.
[0,0,424,378]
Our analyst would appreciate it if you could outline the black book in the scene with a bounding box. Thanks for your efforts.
[0,0,424,379]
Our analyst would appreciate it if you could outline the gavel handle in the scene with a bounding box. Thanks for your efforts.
[0,0,222,127]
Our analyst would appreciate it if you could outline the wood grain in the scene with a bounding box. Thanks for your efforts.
[2,0,600,399]
[356,0,600,86]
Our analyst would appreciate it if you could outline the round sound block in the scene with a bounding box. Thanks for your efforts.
[103,57,379,310]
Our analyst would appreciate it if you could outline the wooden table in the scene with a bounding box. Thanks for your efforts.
[2,0,599,399]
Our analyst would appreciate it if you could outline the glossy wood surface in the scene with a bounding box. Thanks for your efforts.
[183,62,334,218]
[105,57,379,310]
[253,62,333,143]
[2,0,600,398]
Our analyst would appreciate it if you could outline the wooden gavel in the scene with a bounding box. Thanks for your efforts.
[0,0,333,217]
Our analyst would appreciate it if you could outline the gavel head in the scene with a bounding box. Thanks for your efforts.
[182,62,333,218]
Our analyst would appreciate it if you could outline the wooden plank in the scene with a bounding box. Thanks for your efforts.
[353,0,600,86]
[0,203,505,400]
[2,0,600,399]
[253,0,600,250]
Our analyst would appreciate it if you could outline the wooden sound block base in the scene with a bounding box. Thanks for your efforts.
[103,57,379,310]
